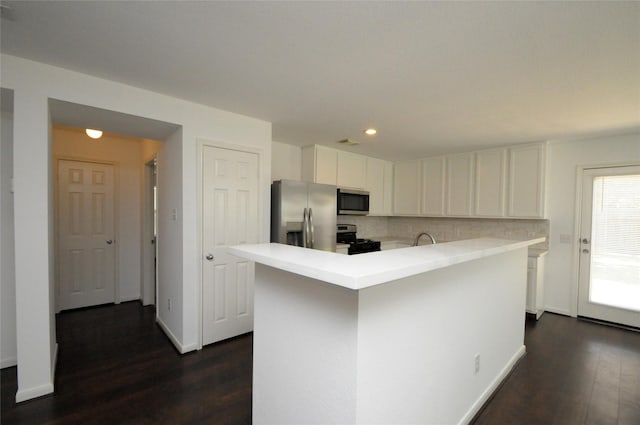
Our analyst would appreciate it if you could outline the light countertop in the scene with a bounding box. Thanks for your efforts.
[229,237,545,290]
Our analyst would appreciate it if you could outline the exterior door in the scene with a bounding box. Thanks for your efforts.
[578,166,640,328]
[57,160,116,311]
[202,146,259,346]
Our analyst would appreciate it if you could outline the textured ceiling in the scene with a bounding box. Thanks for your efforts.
[1,1,639,159]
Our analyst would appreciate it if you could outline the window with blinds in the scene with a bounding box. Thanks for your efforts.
[591,174,640,257]
[589,173,640,311]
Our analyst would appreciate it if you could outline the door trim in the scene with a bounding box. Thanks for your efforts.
[570,160,640,317]
[196,139,264,350]
[142,158,157,308]
[54,156,120,312]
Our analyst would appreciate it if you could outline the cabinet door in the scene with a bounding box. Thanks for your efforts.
[508,144,545,218]
[366,157,386,215]
[421,157,445,216]
[446,153,474,216]
[337,151,366,189]
[474,149,506,217]
[393,160,421,215]
[315,146,338,185]
[382,161,393,215]
[366,158,393,216]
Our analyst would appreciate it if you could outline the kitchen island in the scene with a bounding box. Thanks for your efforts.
[229,237,545,425]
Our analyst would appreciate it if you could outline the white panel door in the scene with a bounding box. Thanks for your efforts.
[58,160,116,311]
[578,166,640,328]
[202,146,259,346]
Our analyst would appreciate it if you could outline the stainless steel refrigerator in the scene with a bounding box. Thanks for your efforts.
[271,180,337,252]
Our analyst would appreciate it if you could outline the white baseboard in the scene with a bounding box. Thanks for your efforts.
[543,306,572,317]
[156,316,197,354]
[1,356,17,369]
[458,345,527,425]
[15,381,54,403]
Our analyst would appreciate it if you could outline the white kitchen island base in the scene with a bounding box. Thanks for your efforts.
[230,238,543,425]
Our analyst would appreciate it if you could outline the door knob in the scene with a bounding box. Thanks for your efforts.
[205,254,214,261]
[581,238,589,244]
[582,248,590,254]
[106,240,113,245]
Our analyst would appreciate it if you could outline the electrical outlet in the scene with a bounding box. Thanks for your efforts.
[474,354,480,374]
[168,298,172,311]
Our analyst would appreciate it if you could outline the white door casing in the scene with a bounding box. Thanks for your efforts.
[57,160,116,311]
[578,166,640,328]
[202,146,259,346]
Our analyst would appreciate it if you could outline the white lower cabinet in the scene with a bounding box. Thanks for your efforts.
[336,245,349,255]
[526,253,547,319]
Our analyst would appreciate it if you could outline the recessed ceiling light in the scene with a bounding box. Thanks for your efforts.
[85,128,103,139]
[364,128,377,136]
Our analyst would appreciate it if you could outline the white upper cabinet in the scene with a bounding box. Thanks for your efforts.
[421,156,445,216]
[337,151,367,189]
[393,160,422,215]
[302,145,337,185]
[508,143,546,218]
[302,145,367,189]
[445,153,474,216]
[474,149,507,217]
[366,157,393,216]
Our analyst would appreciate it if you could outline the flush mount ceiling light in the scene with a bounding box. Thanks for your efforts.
[85,128,103,139]
[364,128,377,136]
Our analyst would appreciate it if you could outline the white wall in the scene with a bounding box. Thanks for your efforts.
[1,95,17,368]
[272,141,302,181]
[545,132,640,315]
[52,125,152,304]
[1,54,271,401]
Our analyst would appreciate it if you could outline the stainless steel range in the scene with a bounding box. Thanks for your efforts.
[336,224,381,255]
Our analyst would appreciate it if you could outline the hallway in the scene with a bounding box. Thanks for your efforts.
[1,302,252,424]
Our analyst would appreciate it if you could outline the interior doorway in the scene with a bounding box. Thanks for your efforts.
[142,158,158,309]
[56,159,117,311]
[201,144,260,346]
[578,165,640,328]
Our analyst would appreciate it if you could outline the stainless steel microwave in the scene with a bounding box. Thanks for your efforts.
[337,188,369,215]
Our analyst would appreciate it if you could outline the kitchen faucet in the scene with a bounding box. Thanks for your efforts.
[414,232,436,246]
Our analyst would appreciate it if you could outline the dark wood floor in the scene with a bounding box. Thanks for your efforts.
[1,302,252,425]
[2,303,639,425]
[471,314,640,425]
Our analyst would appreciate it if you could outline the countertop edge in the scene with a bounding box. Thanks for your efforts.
[229,237,545,290]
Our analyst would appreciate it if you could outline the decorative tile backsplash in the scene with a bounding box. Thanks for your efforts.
[337,216,549,250]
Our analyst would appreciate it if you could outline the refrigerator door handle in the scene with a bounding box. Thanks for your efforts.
[309,208,315,249]
[302,208,308,248]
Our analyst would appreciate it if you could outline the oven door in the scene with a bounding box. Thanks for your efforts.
[337,189,369,215]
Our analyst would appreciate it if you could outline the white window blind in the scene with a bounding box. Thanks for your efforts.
[591,174,640,257]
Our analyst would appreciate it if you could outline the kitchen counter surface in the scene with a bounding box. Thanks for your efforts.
[229,237,545,290]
